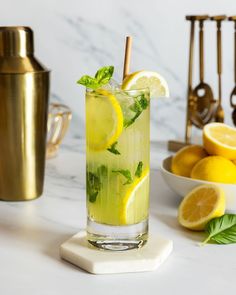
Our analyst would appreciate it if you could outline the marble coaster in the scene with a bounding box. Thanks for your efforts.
[60,231,173,274]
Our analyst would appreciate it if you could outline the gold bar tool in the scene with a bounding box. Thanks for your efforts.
[211,15,226,122]
[229,16,236,125]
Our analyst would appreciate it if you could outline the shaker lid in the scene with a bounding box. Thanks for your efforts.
[0,26,34,57]
[0,26,49,73]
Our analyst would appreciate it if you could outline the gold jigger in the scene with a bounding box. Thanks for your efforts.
[0,27,50,201]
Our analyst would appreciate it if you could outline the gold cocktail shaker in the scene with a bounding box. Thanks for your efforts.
[0,27,50,201]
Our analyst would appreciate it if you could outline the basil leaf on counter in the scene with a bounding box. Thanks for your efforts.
[77,66,114,89]
[135,161,143,178]
[202,214,236,245]
[107,141,121,155]
[112,169,133,185]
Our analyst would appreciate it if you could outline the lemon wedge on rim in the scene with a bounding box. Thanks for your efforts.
[122,70,169,98]
[86,89,123,151]
[178,184,225,231]
[120,169,150,225]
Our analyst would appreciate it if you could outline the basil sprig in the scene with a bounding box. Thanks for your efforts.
[107,141,120,155]
[86,165,108,203]
[135,161,143,178]
[112,161,144,185]
[112,169,133,185]
[124,94,149,128]
[86,172,101,203]
[77,66,114,90]
[202,214,236,245]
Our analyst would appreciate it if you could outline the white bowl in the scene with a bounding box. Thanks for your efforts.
[160,156,236,212]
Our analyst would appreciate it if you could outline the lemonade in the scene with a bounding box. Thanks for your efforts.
[86,87,150,249]
[77,65,169,250]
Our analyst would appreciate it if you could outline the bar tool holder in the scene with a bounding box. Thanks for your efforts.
[168,15,229,152]
[169,15,215,151]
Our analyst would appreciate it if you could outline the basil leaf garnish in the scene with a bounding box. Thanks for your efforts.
[77,66,114,89]
[95,66,114,86]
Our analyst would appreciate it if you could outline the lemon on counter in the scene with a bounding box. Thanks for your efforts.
[122,70,170,98]
[171,145,208,177]
[191,156,236,184]
[86,89,123,151]
[203,123,236,160]
[178,184,225,230]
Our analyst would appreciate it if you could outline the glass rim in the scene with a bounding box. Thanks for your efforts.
[86,86,150,95]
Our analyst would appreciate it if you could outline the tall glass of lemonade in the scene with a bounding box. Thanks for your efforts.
[86,86,150,250]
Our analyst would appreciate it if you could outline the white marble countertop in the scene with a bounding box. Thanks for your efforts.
[0,138,235,295]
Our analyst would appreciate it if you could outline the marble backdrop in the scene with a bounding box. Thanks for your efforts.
[1,0,236,141]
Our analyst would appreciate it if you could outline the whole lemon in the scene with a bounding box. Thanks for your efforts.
[191,156,236,184]
[171,145,208,177]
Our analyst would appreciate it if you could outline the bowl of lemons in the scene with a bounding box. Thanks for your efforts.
[161,123,236,213]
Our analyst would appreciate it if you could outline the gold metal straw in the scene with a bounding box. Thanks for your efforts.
[123,36,132,80]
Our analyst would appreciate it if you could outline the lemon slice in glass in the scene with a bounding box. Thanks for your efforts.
[120,169,150,225]
[178,184,225,231]
[86,89,123,151]
[122,70,170,98]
